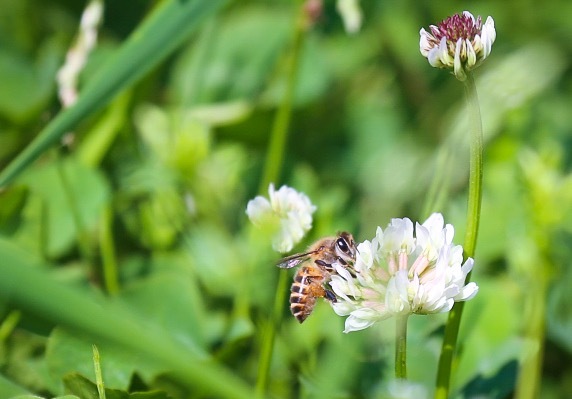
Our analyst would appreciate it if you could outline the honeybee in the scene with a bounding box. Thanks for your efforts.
[277,232,357,323]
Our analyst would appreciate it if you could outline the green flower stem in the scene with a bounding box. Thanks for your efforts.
[435,71,483,399]
[460,72,483,262]
[256,7,306,396]
[100,205,120,295]
[255,269,290,396]
[395,314,409,379]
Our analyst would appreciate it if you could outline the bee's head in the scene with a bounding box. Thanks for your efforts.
[335,232,357,263]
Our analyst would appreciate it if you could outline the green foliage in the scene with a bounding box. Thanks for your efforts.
[1,0,572,398]
[63,372,170,399]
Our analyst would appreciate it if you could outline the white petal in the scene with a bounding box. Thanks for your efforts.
[380,218,414,255]
[437,37,454,66]
[419,28,433,56]
[462,10,476,24]
[466,40,477,68]
[344,314,376,333]
[453,38,466,81]
[332,300,355,316]
[436,298,454,313]
[461,257,474,275]
[273,234,293,253]
[330,274,359,301]
[481,17,496,58]
[454,282,479,301]
[422,213,444,231]
[386,271,411,314]
[246,196,272,224]
[355,240,374,271]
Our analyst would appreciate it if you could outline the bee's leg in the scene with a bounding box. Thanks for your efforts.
[324,289,337,303]
[315,259,336,273]
[335,256,357,277]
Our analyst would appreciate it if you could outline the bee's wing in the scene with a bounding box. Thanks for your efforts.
[276,251,315,269]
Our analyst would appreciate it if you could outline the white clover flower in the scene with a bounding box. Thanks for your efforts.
[246,184,316,253]
[330,213,478,333]
[420,11,496,81]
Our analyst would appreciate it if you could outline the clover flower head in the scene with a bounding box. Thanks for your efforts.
[246,184,316,253]
[419,11,496,81]
[329,213,478,333]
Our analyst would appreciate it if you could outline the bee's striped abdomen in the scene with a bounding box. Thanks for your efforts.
[290,266,324,323]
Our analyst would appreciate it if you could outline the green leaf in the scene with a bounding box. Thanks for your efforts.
[454,276,522,393]
[0,373,30,398]
[0,0,228,188]
[63,373,99,399]
[119,263,208,349]
[17,157,110,257]
[0,240,257,399]
[0,186,28,235]
[46,328,160,393]
[10,396,79,399]
[64,373,171,399]
[547,263,572,353]
[170,6,291,105]
[0,40,59,123]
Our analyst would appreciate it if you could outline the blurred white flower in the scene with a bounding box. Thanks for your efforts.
[57,0,104,107]
[330,213,478,333]
[380,379,428,399]
[246,184,316,253]
[336,0,362,34]
[420,11,496,81]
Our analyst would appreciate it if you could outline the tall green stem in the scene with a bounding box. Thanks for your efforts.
[435,72,483,399]
[255,269,290,396]
[395,315,409,379]
[255,7,306,397]
[460,72,483,260]
[100,205,120,295]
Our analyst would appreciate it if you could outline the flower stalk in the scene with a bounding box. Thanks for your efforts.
[419,11,493,397]
[435,71,483,399]
[395,314,409,379]
[461,72,483,260]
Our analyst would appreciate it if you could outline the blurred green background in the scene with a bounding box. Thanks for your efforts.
[1,0,572,398]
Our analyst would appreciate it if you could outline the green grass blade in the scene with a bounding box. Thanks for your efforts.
[0,0,228,188]
[0,240,256,399]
